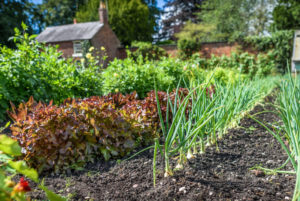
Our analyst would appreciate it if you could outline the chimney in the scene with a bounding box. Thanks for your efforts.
[99,1,108,25]
[73,18,77,24]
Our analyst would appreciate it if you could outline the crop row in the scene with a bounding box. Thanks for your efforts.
[7,76,279,174]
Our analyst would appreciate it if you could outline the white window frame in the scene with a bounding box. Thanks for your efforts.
[72,41,83,57]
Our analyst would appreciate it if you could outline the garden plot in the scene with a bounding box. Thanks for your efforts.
[26,95,295,201]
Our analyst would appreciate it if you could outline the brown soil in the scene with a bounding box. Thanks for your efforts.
[27,95,295,201]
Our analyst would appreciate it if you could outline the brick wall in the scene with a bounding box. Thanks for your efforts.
[117,42,250,59]
[49,40,254,63]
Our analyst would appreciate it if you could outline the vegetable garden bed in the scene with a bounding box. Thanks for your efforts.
[26,95,295,201]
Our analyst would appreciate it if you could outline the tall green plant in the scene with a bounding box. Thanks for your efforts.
[251,75,300,201]
[152,76,277,184]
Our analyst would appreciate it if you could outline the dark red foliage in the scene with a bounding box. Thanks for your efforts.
[8,96,155,172]
[8,86,214,172]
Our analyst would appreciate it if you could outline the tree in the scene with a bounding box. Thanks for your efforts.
[175,22,221,42]
[159,0,205,41]
[198,0,255,42]
[39,0,86,27]
[249,0,276,35]
[76,0,159,45]
[0,0,37,47]
[273,0,300,30]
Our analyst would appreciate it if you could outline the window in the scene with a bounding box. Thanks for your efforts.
[73,41,83,57]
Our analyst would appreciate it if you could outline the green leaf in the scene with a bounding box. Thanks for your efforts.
[0,154,15,173]
[100,148,111,161]
[0,135,21,156]
[39,180,67,201]
[8,160,39,182]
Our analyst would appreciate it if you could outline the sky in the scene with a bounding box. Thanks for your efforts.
[31,0,165,8]
[157,0,165,8]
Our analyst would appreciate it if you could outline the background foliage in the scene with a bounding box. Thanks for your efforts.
[272,0,300,30]
[244,30,294,73]
[0,25,102,122]
[76,0,159,45]
[130,41,168,61]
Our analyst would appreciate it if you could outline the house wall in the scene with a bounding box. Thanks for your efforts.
[91,24,121,65]
[48,41,74,58]
[47,24,120,65]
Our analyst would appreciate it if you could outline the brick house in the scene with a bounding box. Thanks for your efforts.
[36,2,120,64]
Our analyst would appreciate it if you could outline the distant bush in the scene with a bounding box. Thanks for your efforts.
[244,30,294,73]
[206,67,247,85]
[131,41,168,61]
[193,52,276,79]
[102,57,176,98]
[101,55,256,97]
[177,38,201,59]
[0,25,102,122]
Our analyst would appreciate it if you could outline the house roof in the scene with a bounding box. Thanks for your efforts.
[36,21,103,43]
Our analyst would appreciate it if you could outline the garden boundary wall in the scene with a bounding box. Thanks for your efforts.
[117,42,256,59]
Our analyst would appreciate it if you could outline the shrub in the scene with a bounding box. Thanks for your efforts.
[191,52,276,79]
[102,58,175,98]
[244,30,294,73]
[131,41,168,61]
[177,38,201,59]
[0,25,102,122]
[206,67,246,85]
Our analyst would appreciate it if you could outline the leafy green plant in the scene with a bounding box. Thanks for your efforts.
[0,124,66,201]
[0,23,103,122]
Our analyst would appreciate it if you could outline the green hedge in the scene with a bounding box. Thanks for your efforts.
[244,30,294,73]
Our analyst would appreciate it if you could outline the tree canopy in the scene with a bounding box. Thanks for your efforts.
[76,0,159,45]
[160,0,204,40]
[176,0,276,43]
[0,0,37,47]
[273,0,300,30]
[39,0,86,27]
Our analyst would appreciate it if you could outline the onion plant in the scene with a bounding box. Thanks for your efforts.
[142,74,279,188]
[154,83,217,178]
[153,76,277,185]
[251,75,300,201]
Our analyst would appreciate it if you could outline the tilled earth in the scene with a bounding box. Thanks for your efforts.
[28,96,295,201]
